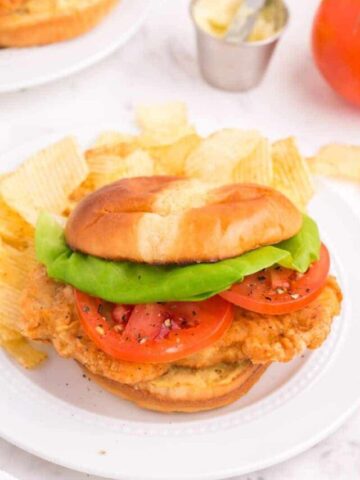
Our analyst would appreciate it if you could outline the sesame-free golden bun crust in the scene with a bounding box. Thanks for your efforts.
[83,362,269,413]
[0,0,118,47]
[65,176,303,264]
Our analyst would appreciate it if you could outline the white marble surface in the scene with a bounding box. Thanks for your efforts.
[0,0,360,478]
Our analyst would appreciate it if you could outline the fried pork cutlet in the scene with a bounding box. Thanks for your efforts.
[20,266,342,387]
[180,276,342,366]
[21,267,168,385]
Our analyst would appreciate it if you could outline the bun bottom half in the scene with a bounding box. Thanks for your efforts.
[82,361,269,413]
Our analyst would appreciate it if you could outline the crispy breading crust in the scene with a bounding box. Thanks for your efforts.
[20,267,168,385]
[180,277,342,366]
[20,267,342,386]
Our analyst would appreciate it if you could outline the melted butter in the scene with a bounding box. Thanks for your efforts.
[193,0,286,42]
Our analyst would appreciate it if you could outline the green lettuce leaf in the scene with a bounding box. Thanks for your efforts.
[35,212,320,304]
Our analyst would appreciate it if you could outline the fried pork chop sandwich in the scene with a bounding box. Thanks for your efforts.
[21,176,342,412]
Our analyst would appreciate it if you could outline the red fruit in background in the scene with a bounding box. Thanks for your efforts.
[312,0,360,106]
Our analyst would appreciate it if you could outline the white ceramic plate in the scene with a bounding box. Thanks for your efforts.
[0,127,359,480]
[0,0,155,93]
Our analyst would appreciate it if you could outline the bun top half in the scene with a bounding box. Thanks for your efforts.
[65,176,303,264]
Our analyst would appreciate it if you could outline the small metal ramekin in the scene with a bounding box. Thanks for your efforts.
[190,1,289,92]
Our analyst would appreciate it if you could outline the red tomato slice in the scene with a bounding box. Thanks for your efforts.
[75,293,233,363]
[220,244,330,315]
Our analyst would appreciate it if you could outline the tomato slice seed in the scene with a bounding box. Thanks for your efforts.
[75,293,234,363]
[220,244,330,315]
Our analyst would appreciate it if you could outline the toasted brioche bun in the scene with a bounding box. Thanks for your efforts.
[0,0,118,47]
[66,176,302,264]
[84,361,269,413]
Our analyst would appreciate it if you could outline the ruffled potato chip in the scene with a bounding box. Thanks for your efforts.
[308,143,360,182]
[272,137,314,211]
[86,138,138,163]
[0,281,23,331]
[233,137,272,185]
[0,324,23,342]
[66,177,95,211]
[0,240,36,332]
[136,102,195,147]
[150,134,202,176]
[0,240,45,368]
[87,153,123,176]
[185,129,272,185]
[85,148,155,189]
[0,196,33,249]
[0,337,47,369]
[0,137,88,226]
[122,149,155,177]
[94,131,137,148]
[0,239,35,289]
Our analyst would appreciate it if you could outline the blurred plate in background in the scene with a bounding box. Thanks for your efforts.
[0,0,155,93]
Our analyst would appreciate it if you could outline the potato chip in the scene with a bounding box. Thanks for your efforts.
[0,281,23,331]
[233,137,272,185]
[93,131,137,148]
[122,149,155,177]
[149,134,202,176]
[0,196,34,249]
[0,173,10,182]
[86,138,138,163]
[87,154,123,175]
[136,102,195,147]
[66,177,95,211]
[271,137,314,210]
[0,324,23,342]
[0,236,36,336]
[185,128,271,184]
[308,143,360,182]
[0,137,88,225]
[0,239,36,289]
[0,217,45,367]
[0,338,47,369]
[85,147,155,189]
